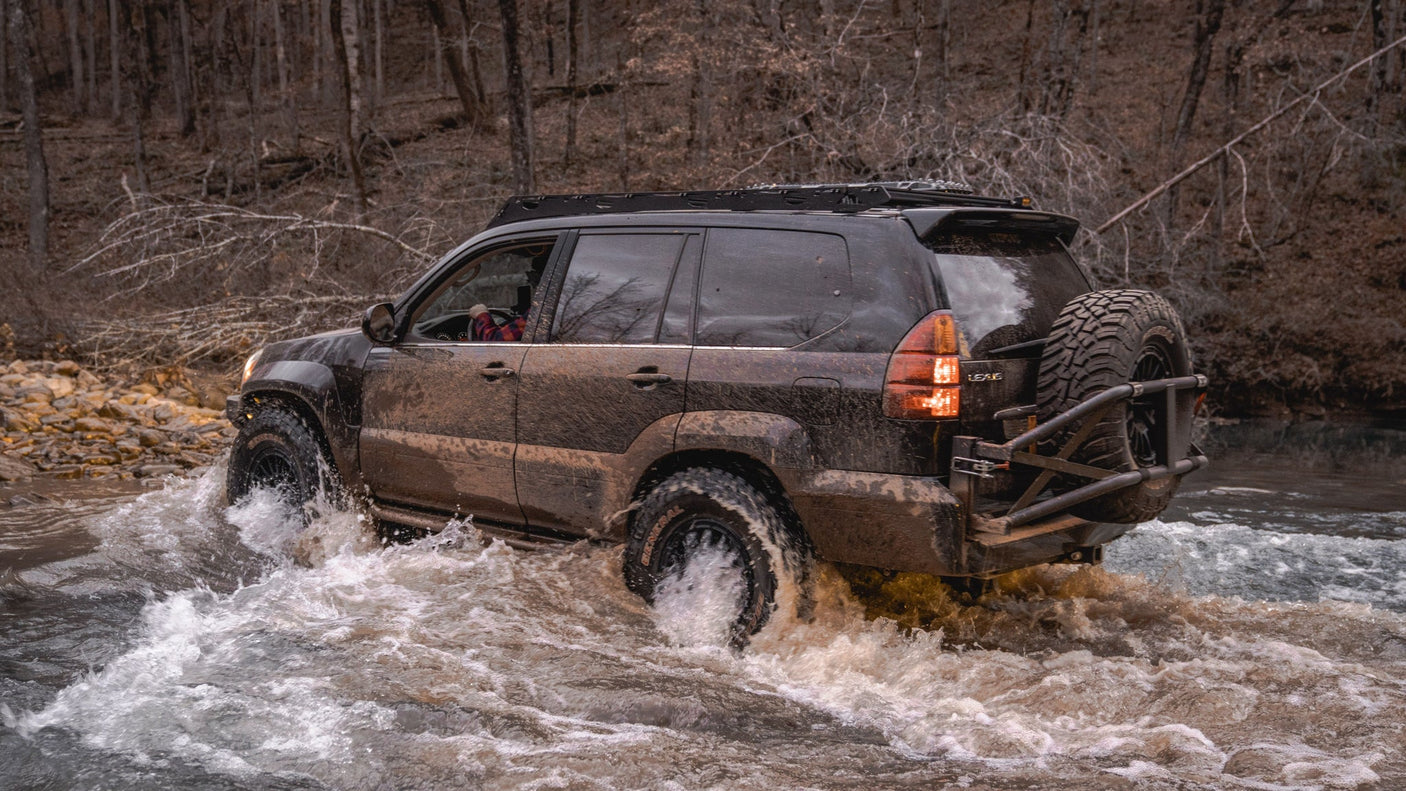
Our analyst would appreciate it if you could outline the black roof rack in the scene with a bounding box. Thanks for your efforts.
[486,181,1033,228]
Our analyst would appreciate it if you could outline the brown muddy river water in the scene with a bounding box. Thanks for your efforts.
[2,420,1404,790]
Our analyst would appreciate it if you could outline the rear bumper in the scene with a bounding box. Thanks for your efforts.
[783,468,1122,577]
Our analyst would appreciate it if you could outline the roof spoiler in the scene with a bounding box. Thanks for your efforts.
[902,207,1081,245]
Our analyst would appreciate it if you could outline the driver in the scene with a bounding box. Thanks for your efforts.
[467,304,526,341]
[465,246,549,342]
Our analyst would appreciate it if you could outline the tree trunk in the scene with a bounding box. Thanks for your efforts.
[373,0,383,106]
[425,0,486,127]
[1166,0,1225,225]
[273,0,297,145]
[0,0,8,113]
[123,1,151,195]
[564,0,578,165]
[170,0,195,135]
[1171,0,1225,154]
[1368,0,1389,130]
[108,0,120,120]
[252,0,263,112]
[498,0,534,194]
[456,0,490,111]
[687,0,711,166]
[65,0,84,113]
[329,0,368,213]
[432,23,443,94]
[1087,0,1099,99]
[84,0,96,106]
[344,0,363,128]
[6,0,48,267]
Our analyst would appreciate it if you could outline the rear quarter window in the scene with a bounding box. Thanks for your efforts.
[928,232,1091,358]
[697,228,851,347]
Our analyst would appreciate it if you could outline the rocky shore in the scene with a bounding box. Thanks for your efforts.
[0,360,235,483]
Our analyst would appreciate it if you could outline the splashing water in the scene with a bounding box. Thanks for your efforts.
[1,426,1404,789]
[651,545,748,649]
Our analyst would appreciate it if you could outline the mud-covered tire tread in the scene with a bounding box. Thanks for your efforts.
[623,468,808,640]
[226,407,338,517]
[1036,289,1192,523]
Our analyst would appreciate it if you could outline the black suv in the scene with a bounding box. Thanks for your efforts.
[226,183,1205,637]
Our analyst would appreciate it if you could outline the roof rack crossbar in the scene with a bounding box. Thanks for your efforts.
[486,183,1030,228]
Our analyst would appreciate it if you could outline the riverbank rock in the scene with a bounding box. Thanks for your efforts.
[0,452,38,482]
[0,359,237,481]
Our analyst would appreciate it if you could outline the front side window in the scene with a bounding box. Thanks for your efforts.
[410,240,556,342]
[550,233,688,344]
[696,228,851,347]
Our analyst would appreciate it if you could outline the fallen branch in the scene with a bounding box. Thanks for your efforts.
[1095,32,1406,235]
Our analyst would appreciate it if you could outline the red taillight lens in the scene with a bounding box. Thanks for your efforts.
[883,311,962,419]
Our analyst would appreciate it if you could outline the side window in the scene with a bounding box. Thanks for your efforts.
[551,233,687,344]
[696,229,851,347]
[410,240,555,342]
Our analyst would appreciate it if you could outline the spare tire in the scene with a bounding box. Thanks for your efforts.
[1036,289,1193,523]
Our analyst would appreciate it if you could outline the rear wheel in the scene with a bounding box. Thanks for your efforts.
[624,468,809,644]
[1036,289,1193,523]
[226,407,338,522]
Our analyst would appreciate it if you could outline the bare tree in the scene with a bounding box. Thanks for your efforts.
[108,0,120,120]
[424,0,488,128]
[564,0,579,165]
[330,0,369,213]
[64,0,84,113]
[0,0,8,112]
[499,0,535,194]
[6,0,49,267]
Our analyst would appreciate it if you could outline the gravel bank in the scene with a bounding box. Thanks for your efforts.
[0,360,235,484]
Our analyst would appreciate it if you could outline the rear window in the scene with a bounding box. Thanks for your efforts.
[928,232,1091,358]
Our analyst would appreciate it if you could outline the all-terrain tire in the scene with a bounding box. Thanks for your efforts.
[1036,289,1193,523]
[623,468,810,643]
[226,407,338,522]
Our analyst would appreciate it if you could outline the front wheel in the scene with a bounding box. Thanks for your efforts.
[623,468,809,644]
[226,407,338,522]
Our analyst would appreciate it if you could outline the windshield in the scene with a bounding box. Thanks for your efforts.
[927,231,1091,358]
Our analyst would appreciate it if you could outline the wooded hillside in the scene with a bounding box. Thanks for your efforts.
[1,0,1403,418]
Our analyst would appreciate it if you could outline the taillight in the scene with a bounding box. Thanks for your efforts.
[883,310,962,419]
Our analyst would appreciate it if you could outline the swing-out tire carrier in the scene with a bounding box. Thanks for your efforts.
[951,373,1208,569]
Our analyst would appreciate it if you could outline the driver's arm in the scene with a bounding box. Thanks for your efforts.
[468,304,526,342]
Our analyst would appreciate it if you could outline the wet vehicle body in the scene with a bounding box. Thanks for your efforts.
[225,183,1206,635]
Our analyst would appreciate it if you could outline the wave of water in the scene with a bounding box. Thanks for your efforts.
[2,468,1404,789]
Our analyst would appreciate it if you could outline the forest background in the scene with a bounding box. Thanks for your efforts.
[0,0,1403,419]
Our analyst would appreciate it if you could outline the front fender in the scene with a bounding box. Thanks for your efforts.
[234,360,360,492]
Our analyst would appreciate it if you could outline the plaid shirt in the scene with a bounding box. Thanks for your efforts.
[473,312,527,342]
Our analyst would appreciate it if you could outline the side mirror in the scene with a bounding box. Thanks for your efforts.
[362,303,398,344]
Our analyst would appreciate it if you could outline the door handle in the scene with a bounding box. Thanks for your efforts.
[625,372,672,386]
[480,364,515,380]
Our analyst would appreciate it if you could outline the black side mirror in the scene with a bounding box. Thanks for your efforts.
[362,303,398,344]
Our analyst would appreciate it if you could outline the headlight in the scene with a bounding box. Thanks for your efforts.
[241,349,264,388]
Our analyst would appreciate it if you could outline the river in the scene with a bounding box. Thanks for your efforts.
[2,420,1403,790]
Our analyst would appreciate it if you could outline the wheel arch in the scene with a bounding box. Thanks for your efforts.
[628,448,813,554]
[234,387,348,492]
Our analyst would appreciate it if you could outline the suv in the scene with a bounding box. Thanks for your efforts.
[226,183,1205,637]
